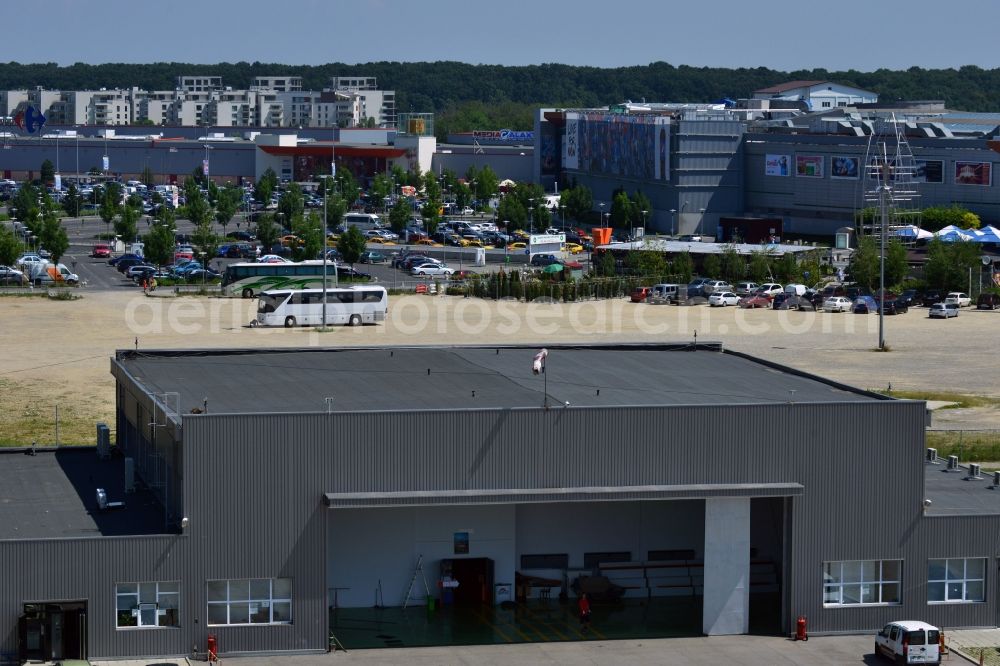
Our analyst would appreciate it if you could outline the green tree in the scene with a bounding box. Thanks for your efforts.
[847,236,880,291]
[389,200,411,237]
[630,191,652,229]
[334,169,359,207]
[116,198,141,243]
[560,185,593,223]
[255,213,280,252]
[183,179,213,228]
[99,183,121,236]
[11,182,40,230]
[920,205,980,232]
[0,225,22,267]
[719,245,745,283]
[748,250,772,283]
[190,221,219,264]
[773,252,801,284]
[473,165,499,201]
[140,165,155,187]
[40,159,55,186]
[672,251,695,283]
[924,239,981,291]
[885,239,910,287]
[337,225,366,267]
[253,167,278,206]
[37,207,69,264]
[370,173,393,209]
[326,194,347,231]
[144,218,177,268]
[214,186,241,238]
[496,195,527,232]
[609,191,631,228]
[702,253,722,279]
[627,249,668,276]
[421,197,442,236]
[62,183,83,217]
[278,183,304,230]
[292,211,325,262]
[596,251,616,277]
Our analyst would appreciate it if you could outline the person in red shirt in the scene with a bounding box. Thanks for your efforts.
[578,592,591,629]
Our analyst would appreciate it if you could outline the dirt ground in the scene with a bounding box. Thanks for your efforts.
[2,290,998,445]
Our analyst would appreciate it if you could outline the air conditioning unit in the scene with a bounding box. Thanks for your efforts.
[968,464,982,480]
[992,471,1000,489]
[925,448,938,463]
[96,422,111,460]
[947,455,959,471]
[124,457,135,493]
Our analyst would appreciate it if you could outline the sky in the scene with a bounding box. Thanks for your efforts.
[16,0,1000,72]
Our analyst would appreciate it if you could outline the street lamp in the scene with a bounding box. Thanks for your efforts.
[528,198,535,233]
[598,202,606,229]
[639,209,647,241]
[669,209,677,237]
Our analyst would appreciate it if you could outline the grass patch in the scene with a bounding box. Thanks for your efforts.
[927,431,1000,463]
[0,290,48,298]
[872,389,1000,409]
[0,377,110,447]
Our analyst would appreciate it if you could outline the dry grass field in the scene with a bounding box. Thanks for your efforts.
[1,290,998,445]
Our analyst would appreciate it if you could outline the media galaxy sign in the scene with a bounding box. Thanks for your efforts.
[473,129,534,142]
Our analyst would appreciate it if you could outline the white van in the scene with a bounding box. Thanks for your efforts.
[342,213,382,230]
[874,621,941,664]
[30,261,79,286]
[784,283,807,296]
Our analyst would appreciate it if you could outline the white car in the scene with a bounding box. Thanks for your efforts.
[257,255,292,264]
[929,303,959,318]
[823,296,852,312]
[16,254,44,270]
[411,262,454,277]
[708,291,740,307]
[461,207,475,216]
[755,283,784,298]
[734,281,758,296]
[875,621,941,665]
[944,292,971,307]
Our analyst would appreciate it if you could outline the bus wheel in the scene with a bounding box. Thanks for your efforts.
[349,314,362,327]
[284,316,296,328]
[242,288,254,299]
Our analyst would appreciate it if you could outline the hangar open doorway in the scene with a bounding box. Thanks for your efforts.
[18,601,87,662]
[326,493,788,648]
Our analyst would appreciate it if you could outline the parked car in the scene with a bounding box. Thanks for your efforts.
[823,296,853,313]
[115,257,146,274]
[0,265,26,285]
[852,295,879,314]
[944,292,971,307]
[701,280,733,296]
[359,250,387,264]
[874,621,941,665]
[896,289,921,308]
[708,291,740,307]
[686,278,712,298]
[224,243,255,259]
[880,299,909,315]
[630,286,652,303]
[108,253,142,267]
[227,230,256,242]
[127,265,157,281]
[738,295,771,309]
[755,283,784,299]
[775,295,814,311]
[921,290,944,307]
[91,243,111,258]
[411,262,454,277]
[529,254,561,267]
[977,292,1000,310]
[258,254,291,264]
[336,265,371,280]
[928,303,959,319]
[734,281,759,296]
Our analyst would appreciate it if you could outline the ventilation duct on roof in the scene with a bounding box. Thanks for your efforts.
[926,447,938,463]
[967,463,982,480]
[946,455,959,472]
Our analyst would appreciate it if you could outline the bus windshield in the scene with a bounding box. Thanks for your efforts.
[258,292,290,314]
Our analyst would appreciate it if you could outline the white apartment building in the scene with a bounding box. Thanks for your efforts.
[137,91,177,126]
[204,90,257,127]
[177,76,222,93]
[252,76,302,92]
[330,76,396,127]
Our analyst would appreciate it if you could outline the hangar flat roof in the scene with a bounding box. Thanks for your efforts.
[115,344,881,416]
[0,448,170,540]
[924,461,1000,516]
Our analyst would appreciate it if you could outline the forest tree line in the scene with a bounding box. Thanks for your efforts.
[4,61,1000,137]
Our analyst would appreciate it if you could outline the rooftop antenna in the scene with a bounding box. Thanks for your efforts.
[325,397,335,414]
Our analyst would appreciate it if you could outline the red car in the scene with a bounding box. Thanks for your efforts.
[738,295,771,309]
[631,287,651,303]
[92,243,111,258]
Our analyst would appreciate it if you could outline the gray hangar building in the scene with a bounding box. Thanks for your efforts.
[2,343,998,661]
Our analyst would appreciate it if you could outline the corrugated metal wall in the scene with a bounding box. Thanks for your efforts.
[5,395,996,659]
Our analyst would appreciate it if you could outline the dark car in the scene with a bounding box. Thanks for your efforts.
[880,299,909,315]
[109,253,143,267]
[359,250,387,264]
[225,243,255,259]
[530,254,560,267]
[116,257,146,273]
[227,230,257,242]
[771,292,792,309]
[922,290,944,307]
[337,265,371,281]
[852,295,879,314]
[977,293,1000,310]
[896,289,921,308]
[264,244,292,257]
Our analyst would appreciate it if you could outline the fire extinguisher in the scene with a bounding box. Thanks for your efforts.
[795,615,808,641]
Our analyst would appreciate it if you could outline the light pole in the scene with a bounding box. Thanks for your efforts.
[528,198,535,233]
[599,202,606,229]
[75,132,79,187]
[55,133,60,187]
[669,209,676,237]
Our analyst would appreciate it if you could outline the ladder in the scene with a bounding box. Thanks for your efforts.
[402,554,431,609]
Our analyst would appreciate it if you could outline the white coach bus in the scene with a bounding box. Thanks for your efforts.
[252,287,388,328]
